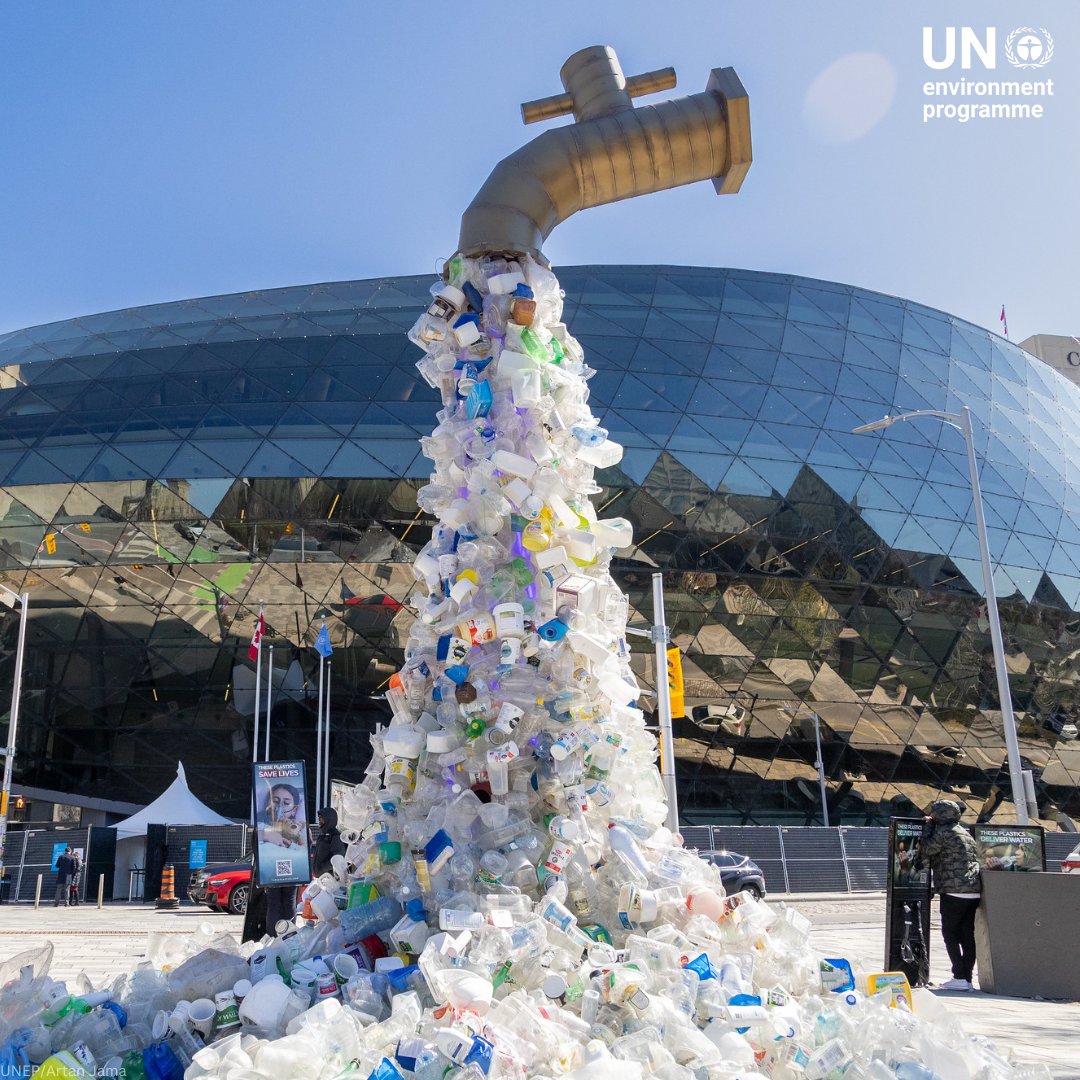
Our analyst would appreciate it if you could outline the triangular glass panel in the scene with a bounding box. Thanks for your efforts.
[788,285,850,328]
[849,295,903,339]
[717,459,773,497]
[718,277,786,318]
[186,439,263,475]
[160,443,233,479]
[182,477,235,516]
[668,451,735,492]
[324,440,394,478]
[713,313,784,351]
[615,448,661,485]
[238,441,312,478]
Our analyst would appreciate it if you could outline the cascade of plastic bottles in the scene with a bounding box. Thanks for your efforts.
[0,256,1048,1080]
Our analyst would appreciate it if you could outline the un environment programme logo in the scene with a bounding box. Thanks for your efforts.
[1005,28,1053,69]
[921,26,1055,123]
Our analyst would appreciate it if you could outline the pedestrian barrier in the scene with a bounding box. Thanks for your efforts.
[681,825,1078,893]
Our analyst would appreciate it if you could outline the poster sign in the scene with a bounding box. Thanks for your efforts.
[50,842,67,871]
[891,819,930,889]
[252,760,311,887]
[189,839,208,870]
[884,818,931,987]
[972,824,1045,872]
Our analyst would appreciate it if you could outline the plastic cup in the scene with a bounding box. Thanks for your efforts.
[151,1010,170,1041]
[187,998,217,1040]
[332,953,359,983]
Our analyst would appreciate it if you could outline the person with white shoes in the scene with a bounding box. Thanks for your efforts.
[919,799,981,991]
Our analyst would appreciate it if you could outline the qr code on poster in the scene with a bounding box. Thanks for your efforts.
[275,859,291,877]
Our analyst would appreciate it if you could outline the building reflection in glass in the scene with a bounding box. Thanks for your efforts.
[1,268,1079,825]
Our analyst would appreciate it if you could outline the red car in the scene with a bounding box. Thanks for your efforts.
[188,860,251,914]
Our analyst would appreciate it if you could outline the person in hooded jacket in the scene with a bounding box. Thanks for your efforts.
[919,799,981,991]
[311,806,347,877]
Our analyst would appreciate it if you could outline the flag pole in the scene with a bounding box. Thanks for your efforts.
[252,604,264,765]
[324,660,332,803]
[315,656,325,811]
[264,644,273,759]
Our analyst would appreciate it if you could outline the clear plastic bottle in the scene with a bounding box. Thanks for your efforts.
[606,823,651,883]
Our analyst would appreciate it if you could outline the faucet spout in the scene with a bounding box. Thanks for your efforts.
[456,45,752,260]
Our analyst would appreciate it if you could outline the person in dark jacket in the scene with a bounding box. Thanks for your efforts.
[311,806,346,878]
[54,846,76,907]
[920,799,981,991]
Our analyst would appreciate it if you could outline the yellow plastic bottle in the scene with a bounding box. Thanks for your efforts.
[521,508,553,552]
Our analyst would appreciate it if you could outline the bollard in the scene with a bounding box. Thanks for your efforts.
[97,873,105,909]
[156,863,180,910]
[34,873,42,909]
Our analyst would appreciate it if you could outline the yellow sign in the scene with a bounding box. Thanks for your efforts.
[0,791,7,815]
[666,647,685,718]
[44,533,56,554]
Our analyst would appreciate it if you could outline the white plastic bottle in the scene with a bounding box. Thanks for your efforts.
[606,822,651,883]
[383,727,425,792]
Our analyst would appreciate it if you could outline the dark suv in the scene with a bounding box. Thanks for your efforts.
[699,850,767,898]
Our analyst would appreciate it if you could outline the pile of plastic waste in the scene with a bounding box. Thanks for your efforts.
[0,256,1049,1080]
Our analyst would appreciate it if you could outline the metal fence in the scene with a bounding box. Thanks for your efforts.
[166,824,250,900]
[4,826,92,903]
[680,825,1078,894]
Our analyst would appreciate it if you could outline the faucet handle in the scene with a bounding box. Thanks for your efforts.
[521,66,677,125]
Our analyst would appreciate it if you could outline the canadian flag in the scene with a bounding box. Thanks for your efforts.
[1000,305,1008,338]
[248,612,265,661]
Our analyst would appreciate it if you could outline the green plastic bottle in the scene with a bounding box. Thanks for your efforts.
[519,328,551,363]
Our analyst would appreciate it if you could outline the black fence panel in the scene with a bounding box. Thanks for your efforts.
[13,826,91,903]
[1043,832,1077,871]
[166,824,250,903]
[706,826,788,894]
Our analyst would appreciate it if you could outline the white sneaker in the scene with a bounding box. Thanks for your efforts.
[938,978,974,991]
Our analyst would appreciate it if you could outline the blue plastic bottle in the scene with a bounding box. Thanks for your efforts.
[339,896,403,942]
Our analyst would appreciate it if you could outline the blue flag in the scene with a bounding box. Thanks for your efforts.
[314,623,333,658]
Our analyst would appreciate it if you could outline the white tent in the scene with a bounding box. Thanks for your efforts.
[111,762,235,838]
[111,762,237,899]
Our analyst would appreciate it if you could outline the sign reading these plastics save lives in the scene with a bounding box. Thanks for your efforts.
[251,760,311,887]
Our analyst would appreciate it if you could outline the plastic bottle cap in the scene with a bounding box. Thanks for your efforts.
[542,974,567,999]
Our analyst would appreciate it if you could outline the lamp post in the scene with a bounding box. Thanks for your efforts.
[852,405,1029,824]
[0,583,29,885]
[783,706,829,825]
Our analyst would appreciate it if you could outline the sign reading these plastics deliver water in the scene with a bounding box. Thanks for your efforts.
[252,760,311,887]
[971,824,1046,872]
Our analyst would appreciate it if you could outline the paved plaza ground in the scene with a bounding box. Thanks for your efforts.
[0,895,1074,1077]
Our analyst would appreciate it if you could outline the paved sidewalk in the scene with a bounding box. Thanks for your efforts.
[789,895,1077,1078]
[0,898,1074,1076]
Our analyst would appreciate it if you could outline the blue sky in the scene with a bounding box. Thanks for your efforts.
[0,1,1075,342]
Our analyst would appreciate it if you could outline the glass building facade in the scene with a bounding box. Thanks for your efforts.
[1,266,1079,825]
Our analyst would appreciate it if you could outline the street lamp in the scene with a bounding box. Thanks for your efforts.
[852,405,1029,825]
[0,582,29,885]
[784,706,829,825]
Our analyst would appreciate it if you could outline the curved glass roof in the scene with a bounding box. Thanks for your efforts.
[2,267,1079,608]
